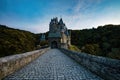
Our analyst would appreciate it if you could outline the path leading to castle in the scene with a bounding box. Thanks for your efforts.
[4,49,103,80]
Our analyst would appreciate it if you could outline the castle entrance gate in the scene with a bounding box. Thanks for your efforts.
[51,41,58,48]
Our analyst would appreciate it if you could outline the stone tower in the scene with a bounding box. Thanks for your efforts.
[48,17,71,49]
[40,33,45,41]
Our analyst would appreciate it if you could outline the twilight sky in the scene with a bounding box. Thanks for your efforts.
[0,0,120,33]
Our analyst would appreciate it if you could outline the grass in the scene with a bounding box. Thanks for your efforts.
[68,45,81,52]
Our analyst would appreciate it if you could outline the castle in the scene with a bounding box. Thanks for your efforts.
[48,17,71,49]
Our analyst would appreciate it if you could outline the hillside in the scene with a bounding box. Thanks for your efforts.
[71,24,120,59]
[0,24,120,59]
[0,25,36,57]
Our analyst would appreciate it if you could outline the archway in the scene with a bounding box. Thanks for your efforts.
[51,41,58,48]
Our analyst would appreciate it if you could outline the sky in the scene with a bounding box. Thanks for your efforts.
[0,0,120,33]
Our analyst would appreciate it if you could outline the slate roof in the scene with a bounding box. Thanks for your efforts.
[48,32,61,38]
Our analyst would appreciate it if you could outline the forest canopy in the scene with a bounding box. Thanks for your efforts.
[71,24,120,59]
[0,24,120,59]
[0,25,36,57]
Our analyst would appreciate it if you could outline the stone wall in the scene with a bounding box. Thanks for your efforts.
[60,48,120,80]
[0,48,49,79]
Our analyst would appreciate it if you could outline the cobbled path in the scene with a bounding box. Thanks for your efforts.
[4,49,103,80]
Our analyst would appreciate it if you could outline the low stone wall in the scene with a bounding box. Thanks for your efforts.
[0,48,49,79]
[60,48,120,80]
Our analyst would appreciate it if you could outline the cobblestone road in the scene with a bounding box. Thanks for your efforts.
[4,49,103,80]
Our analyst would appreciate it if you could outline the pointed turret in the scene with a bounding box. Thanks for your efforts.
[50,17,58,25]
[59,18,64,24]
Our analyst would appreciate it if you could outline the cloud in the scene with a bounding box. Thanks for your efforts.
[61,0,120,30]
[0,0,120,33]
[72,0,102,14]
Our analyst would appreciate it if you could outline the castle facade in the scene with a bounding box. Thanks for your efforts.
[48,17,71,49]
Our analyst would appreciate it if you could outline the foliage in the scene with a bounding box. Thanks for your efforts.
[108,48,120,59]
[81,44,102,56]
[0,25,36,57]
[0,24,120,60]
[40,40,48,46]
[0,25,49,57]
[71,24,120,59]
[68,45,81,52]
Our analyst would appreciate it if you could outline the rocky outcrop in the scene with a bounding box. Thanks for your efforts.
[0,48,49,79]
[60,48,120,80]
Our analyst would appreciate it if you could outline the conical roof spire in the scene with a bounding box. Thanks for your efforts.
[59,18,63,24]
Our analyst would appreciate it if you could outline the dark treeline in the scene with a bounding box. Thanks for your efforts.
[0,24,120,59]
[0,25,37,57]
[71,24,120,59]
[0,25,49,57]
